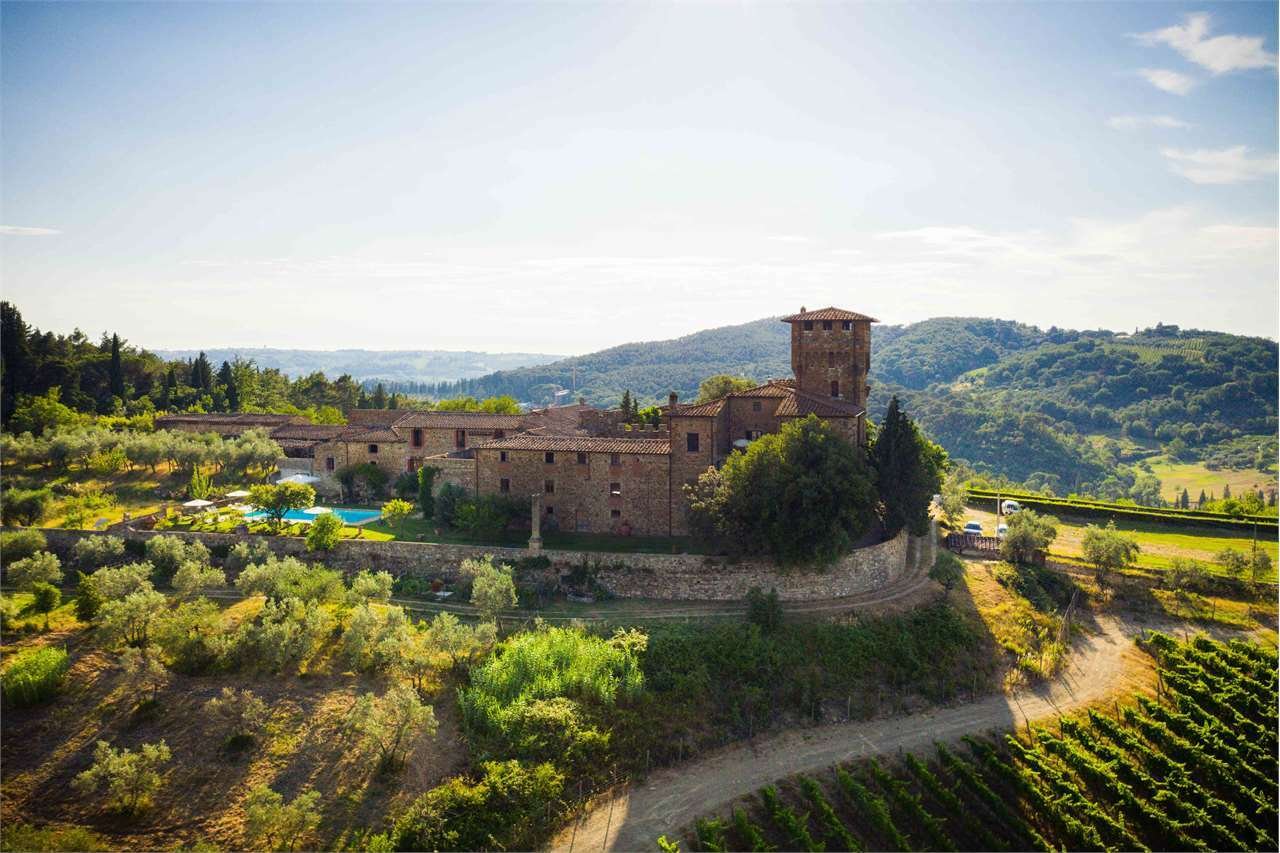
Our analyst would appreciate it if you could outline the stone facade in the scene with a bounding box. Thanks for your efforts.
[19,525,928,602]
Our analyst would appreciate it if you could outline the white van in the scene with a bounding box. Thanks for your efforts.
[1001,500,1022,515]
[997,523,1009,539]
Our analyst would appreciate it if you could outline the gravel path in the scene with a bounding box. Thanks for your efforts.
[550,613,1150,852]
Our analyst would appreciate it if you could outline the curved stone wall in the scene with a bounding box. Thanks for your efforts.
[15,524,928,603]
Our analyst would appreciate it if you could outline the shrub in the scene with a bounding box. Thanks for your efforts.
[204,687,269,744]
[392,760,565,852]
[231,597,333,673]
[1081,521,1140,587]
[341,603,409,671]
[435,484,466,528]
[1,487,53,527]
[90,562,154,599]
[235,556,343,603]
[348,569,394,604]
[145,535,209,582]
[242,785,321,852]
[928,551,965,596]
[745,587,783,632]
[72,740,171,813]
[381,498,413,532]
[171,560,226,597]
[224,539,272,573]
[7,551,63,591]
[0,822,110,852]
[153,599,228,674]
[98,587,167,647]
[454,495,524,537]
[462,557,517,624]
[31,582,62,629]
[417,466,440,520]
[72,535,126,569]
[999,509,1058,565]
[393,471,418,500]
[346,684,437,769]
[304,511,343,552]
[0,529,47,563]
[74,572,104,622]
[1,646,70,706]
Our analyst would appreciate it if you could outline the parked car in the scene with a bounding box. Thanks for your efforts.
[963,521,984,536]
[1001,500,1022,514]
[997,523,1009,539]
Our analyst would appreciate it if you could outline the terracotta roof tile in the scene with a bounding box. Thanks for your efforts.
[393,412,525,430]
[269,424,346,440]
[780,307,879,323]
[775,388,864,418]
[340,427,404,442]
[667,399,726,417]
[474,435,671,455]
[344,410,407,427]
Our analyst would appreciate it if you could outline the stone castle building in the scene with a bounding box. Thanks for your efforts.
[157,306,876,537]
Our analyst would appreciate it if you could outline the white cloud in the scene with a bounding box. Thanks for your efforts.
[0,225,61,236]
[1138,68,1196,95]
[766,234,817,244]
[1160,145,1279,184]
[1137,13,1277,74]
[1107,114,1190,131]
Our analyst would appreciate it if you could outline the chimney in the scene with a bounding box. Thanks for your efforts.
[668,392,678,409]
[578,396,586,406]
[800,305,806,314]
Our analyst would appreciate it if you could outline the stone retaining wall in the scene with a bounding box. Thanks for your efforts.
[12,524,931,602]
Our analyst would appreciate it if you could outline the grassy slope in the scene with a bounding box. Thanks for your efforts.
[0,597,466,851]
[1145,456,1277,502]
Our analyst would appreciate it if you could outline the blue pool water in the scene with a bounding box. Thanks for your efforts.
[244,507,382,525]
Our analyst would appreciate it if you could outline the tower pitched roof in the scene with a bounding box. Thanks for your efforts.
[780,306,879,323]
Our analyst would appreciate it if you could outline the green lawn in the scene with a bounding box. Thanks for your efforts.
[964,505,1278,581]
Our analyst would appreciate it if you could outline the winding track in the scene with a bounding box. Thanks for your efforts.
[550,614,1149,852]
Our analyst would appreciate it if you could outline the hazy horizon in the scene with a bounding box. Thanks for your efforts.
[3,3,1276,351]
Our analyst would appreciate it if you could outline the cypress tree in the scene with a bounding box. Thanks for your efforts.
[1222,483,1231,499]
[621,390,633,421]
[1179,487,1189,509]
[108,333,125,399]
[372,383,388,409]
[217,361,239,411]
[1197,489,1207,507]
[870,396,944,537]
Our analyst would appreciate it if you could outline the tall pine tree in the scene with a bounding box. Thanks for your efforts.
[620,390,633,421]
[870,396,945,537]
[372,382,388,409]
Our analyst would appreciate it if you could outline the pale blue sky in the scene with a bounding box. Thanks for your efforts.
[2,2,1276,352]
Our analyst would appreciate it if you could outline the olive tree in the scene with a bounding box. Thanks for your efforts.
[171,560,226,598]
[72,535,126,569]
[347,684,437,769]
[99,587,168,647]
[462,557,517,625]
[7,551,62,591]
[249,482,316,531]
[204,687,270,744]
[999,509,1058,565]
[242,784,321,852]
[91,562,155,599]
[72,740,172,813]
[1081,521,1141,588]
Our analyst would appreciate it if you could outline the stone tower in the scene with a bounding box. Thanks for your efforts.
[781,306,877,410]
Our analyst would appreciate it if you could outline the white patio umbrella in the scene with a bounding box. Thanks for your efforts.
[278,473,320,485]
[182,499,214,508]
[225,489,251,498]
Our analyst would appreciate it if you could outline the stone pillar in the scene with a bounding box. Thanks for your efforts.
[528,493,543,553]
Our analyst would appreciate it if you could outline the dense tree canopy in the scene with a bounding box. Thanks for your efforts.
[870,397,946,537]
[686,414,877,565]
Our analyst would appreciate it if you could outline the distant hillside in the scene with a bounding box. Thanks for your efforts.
[431,315,1277,497]
[151,348,562,384]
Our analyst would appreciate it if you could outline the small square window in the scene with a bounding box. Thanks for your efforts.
[368,444,379,454]
[325,456,335,471]
[545,451,555,464]
[686,432,700,452]
[610,453,621,465]
[610,482,621,496]
[752,400,762,412]
[412,428,423,447]
[546,505,554,515]
[842,320,853,331]
[802,320,813,331]
[577,452,588,465]
[499,451,508,462]
[500,478,510,493]
[611,509,621,519]
[455,429,466,449]
[544,480,554,494]
[822,320,833,330]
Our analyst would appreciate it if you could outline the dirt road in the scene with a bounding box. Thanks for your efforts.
[551,614,1152,852]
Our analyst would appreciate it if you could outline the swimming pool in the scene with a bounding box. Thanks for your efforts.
[243,507,382,525]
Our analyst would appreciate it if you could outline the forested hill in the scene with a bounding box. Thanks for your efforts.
[432,316,1277,497]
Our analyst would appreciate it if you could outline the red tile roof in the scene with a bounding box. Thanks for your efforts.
[474,435,671,455]
[341,427,403,442]
[269,424,346,440]
[780,307,879,323]
[345,410,406,427]
[392,412,525,430]
[775,388,865,418]
[667,399,726,417]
